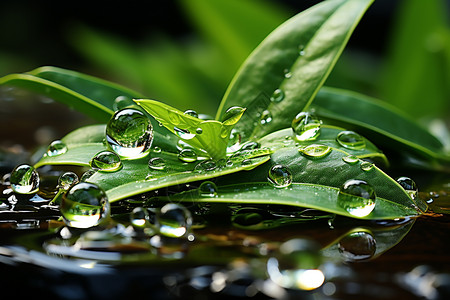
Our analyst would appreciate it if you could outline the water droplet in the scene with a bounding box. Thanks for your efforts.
[270,89,285,103]
[221,106,246,126]
[178,148,197,163]
[112,95,132,111]
[301,144,331,158]
[80,169,96,182]
[130,207,149,228]
[148,157,166,170]
[298,45,305,56]
[195,127,203,134]
[240,141,260,151]
[157,203,192,238]
[338,179,376,217]
[360,161,374,172]
[226,129,241,153]
[152,146,162,153]
[106,108,153,159]
[291,112,321,141]
[90,151,122,172]
[174,127,195,140]
[396,177,418,199]
[268,165,293,188]
[194,159,217,173]
[168,110,181,125]
[58,172,79,190]
[60,182,110,228]
[342,155,359,164]
[283,69,292,79]
[338,231,376,261]
[260,110,272,125]
[199,181,218,198]
[10,164,40,194]
[241,159,252,166]
[336,131,365,150]
[184,109,198,118]
[46,140,67,157]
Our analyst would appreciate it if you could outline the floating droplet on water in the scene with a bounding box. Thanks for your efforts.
[360,161,374,172]
[106,108,153,159]
[174,127,195,140]
[336,131,365,150]
[291,112,321,141]
[148,157,166,170]
[342,155,359,165]
[338,179,376,218]
[338,231,377,261]
[301,144,331,158]
[90,151,122,172]
[260,110,272,125]
[268,165,293,188]
[130,207,149,228]
[270,89,285,103]
[46,140,67,157]
[158,203,192,238]
[112,95,132,111]
[199,181,218,198]
[60,182,110,228]
[221,106,246,126]
[58,172,79,190]
[396,176,418,199]
[178,148,197,163]
[10,164,40,194]
[183,109,198,118]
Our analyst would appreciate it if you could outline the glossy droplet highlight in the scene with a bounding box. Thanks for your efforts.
[130,207,149,228]
[148,157,166,170]
[158,203,192,238]
[174,127,195,140]
[396,177,418,200]
[106,108,153,159]
[58,172,79,190]
[298,45,305,56]
[194,159,217,172]
[301,144,331,158]
[221,106,246,126]
[178,148,197,163]
[360,161,374,172]
[338,179,376,218]
[112,95,132,111]
[268,165,292,188]
[90,151,122,172]
[10,164,40,194]
[183,109,198,118]
[270,89,285,103]
[60,182,110,228]
[260,110,272,125]
[46,140,67,157]
[199,181,218,198]
[336,131,365,150]
[291,112,321,141]
[342,155,359,165]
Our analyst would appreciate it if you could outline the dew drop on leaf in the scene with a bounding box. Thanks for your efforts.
[199,181,218,198]
[157,203,192,238]
[301,144,331,158]
[360,161,374,172]
[291,112,321,141]
[60,182,110,228]
[268,165,293,188]
[195,127,203,135]
[152,146,162,153]
[57,172,79,190]
[338,231,376,261]
[10,164,40,194]
[396,176,418,200]
[283,69,292,79]
[112,95,132,111]
[270,89,285,103]
[90,151,122,172]
[148,157,166,170]
[221,106,246,126]
[183,109,198,118]
[338,179,376,218]
[342,155,359,165]
[240,141,260,151]
[178,148,198,163]
[298,45,306,56]
[106,108,153,159]
[194,159,217,172]
[174,127,195,140]
[260,110,273,125]
[46,140,68,157]
[336,131,365,150]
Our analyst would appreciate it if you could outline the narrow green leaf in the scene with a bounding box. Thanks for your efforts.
[216,0,374,141]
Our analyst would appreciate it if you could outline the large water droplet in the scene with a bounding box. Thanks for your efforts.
[270,89,285,103]
[336,131,365,150]
[301,144,331,158]
[291,112,321,141]
[396,177,418,200]
[260,110,272,125]
[268,165,293,188]
[106,108,153,159]
[157,203,192,238]
[338,231,377,262]
[46,140,68,157]
[360,161,374,172]
[342,155,359,165]
[10,164,40,194]
[174,127,195,140]
[60,182,110,228]
[178,148,197,163]
[338,179,376,218]
[184,109,198,118]
[58,172,79,190]
[199,181,218,198]
[90,151,122,172]
[148,157,166,170]
[221,106,246,126]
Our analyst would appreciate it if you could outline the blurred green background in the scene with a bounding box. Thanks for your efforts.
[1,0,449,123]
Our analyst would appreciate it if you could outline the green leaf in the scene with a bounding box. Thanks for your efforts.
[216,0,374,141]
[311,87,450,168]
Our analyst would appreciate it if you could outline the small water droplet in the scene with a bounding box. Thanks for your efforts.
[174,127,195,140]
[240,141,260,151]
[291,112,321,141]
[10,164,40,194]
[342,155,359,164]
[221,106,246,126]
[338,179,376,217]
[260,110,273,125]
[106,108,153,159]
[130,207,149,228]
[301,144,331,158]
[184,109,198,118]
[195,127,203,134]
[60,182,110,228]
[168,110,181,125]
[226,129,241,153]
[241,159,252,166]
[157,203,192,238]
[148,157,166,170]
[152,146,162,153]
[268,165,293,188]
[58,172,79,190]
[80,169,96,182]
[270,89,285,103]
[360,161,374,172]
[90,151,122,172]
[338,231,376,261]
[199,181,218,198]
[336,131,366,150]
[112,95,132,111]
[298,45,305,56]
[283,69,292,79]
[396,177,418,199]
[46,140,67,157]
[178,148,198,163]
